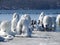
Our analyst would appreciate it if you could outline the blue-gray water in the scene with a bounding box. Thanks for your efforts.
[0,10,60,32]
[0,10,58,21]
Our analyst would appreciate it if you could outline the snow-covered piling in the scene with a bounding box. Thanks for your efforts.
[16,14,32,37]
[11,13,19,36]
[38,12,45,25]
[43,15,52,31]
[56,15,60,32]
[0,21,10,32]
[0,21,14,41]
[37,12,45,31]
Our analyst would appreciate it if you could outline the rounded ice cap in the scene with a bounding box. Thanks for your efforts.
[43,15,52,29]
[12,13,19,20]
[43,15,52,24]
[40,12,45,16]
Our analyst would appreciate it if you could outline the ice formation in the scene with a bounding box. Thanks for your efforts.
[56,15,60,31]
[43,15,52,31]
[0,21,13,41]
[11,13,19,36]
[38,12,45,31]
[38,12,45,25]
[16,14,32,37]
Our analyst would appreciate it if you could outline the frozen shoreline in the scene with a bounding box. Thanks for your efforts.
[0,31,60,45]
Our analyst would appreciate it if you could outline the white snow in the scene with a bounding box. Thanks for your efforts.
[0,31,60,45]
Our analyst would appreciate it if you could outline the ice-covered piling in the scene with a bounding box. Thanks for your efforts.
[56,15,60,32]
[38,12,45,31]
[0,21,10,32]
[11,13,19,36]
[38,12,45,25]
[16,14,32,37]
[43,15,52,31]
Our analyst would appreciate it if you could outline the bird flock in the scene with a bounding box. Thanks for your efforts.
[0,12,60,41]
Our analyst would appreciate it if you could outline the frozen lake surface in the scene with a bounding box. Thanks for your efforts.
[0,31,60,45]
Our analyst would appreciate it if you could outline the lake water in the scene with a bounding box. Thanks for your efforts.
[0,10,59,21]
[0,10,60,32]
